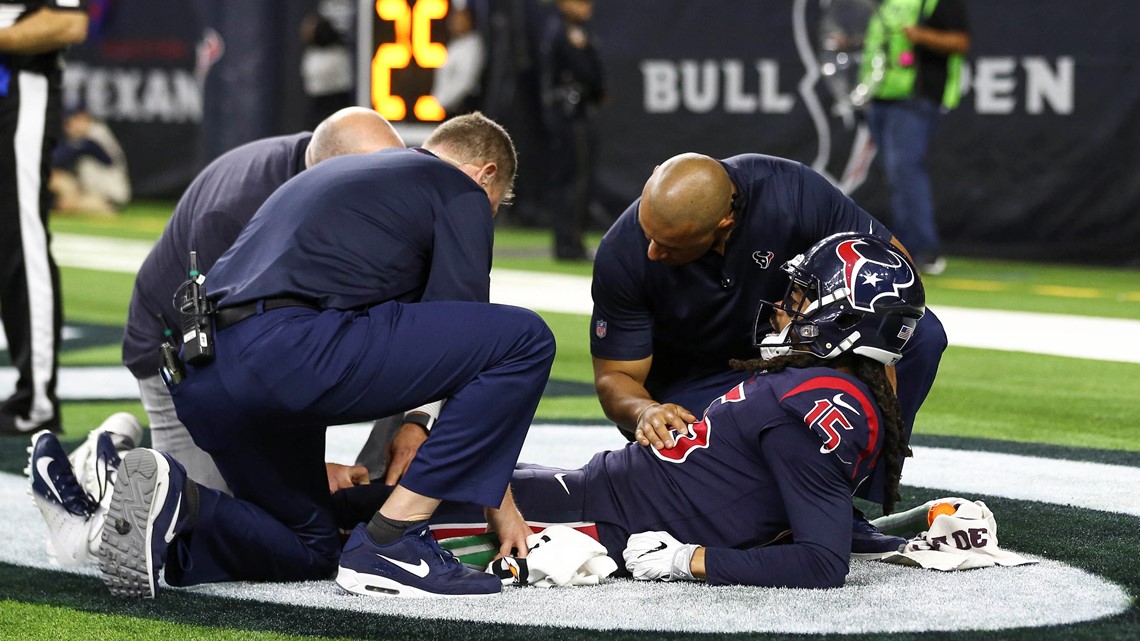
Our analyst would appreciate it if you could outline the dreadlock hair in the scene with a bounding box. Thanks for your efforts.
[729,352,911,515]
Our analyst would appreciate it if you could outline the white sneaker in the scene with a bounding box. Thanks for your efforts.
[27,431,99,566]
[70,412,143,499]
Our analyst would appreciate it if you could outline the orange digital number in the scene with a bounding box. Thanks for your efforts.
[371,0,449,121]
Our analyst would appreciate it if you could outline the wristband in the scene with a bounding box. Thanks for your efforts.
[671,544,699,581]
[403,411,434,433]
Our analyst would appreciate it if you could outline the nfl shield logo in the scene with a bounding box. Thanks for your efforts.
[595,320,608,338]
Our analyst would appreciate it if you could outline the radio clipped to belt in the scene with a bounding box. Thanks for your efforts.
[180,250,216,366]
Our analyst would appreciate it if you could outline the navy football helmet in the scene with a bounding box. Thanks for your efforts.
[754,232,925,365]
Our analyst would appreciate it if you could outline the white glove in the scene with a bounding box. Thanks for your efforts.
[624,531,699,582]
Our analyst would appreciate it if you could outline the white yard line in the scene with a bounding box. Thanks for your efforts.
[52,232,1140,364]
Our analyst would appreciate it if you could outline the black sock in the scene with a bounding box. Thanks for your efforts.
[366,513,425,545]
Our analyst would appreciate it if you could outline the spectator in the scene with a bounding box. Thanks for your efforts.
[860,0,970,275]
[50,108,131,215]
[430,2,485,116]
[300,12,353,130]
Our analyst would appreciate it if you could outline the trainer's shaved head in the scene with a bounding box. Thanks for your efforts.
[639,153,738,265]
[305,107,405,168]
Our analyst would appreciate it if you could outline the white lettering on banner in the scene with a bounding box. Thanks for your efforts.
[1023,57,1074,115]
[641,58,794,114]
[62,63,203,123]
[642,57,1075,117]
[957,57,1075,115]
[971,57,1018,113]
[641,60,679,113]
[680,60,719,113]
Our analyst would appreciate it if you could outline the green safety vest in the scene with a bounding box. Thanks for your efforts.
[860,0,963,109]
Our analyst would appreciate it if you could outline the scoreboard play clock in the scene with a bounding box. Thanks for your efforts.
[356,0,452,142]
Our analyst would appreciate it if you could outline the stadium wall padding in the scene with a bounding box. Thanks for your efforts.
[62,0,1140,265]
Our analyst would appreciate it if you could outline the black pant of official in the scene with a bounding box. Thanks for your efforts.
[0,67,63,431]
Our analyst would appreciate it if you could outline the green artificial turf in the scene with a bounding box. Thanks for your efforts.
[918,347,1140,451]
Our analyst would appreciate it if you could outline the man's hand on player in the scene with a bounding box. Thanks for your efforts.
[635,402,696,450]
[384,421,429,486]
[325,462,370,494]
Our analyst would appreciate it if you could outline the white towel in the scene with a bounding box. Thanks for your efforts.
[881,499,1036,571]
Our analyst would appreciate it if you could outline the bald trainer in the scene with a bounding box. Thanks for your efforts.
[123,107,405,492]
[588,152,947,532]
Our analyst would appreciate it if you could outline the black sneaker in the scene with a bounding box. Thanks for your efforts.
[851,513,906,559]
[336,523,502,597]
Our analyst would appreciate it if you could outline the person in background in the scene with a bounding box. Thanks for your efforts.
[300,12,353,130]
[539,0,605,261]
[860,0,970,275]
[0,0,89,436]
[430,1,485,116]
[50,107,131,215]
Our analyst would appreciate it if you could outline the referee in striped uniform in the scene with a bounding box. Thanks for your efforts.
[0,0,87,435]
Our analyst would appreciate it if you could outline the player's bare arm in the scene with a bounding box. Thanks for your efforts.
[592,355,697,449]
[0,7,87,54]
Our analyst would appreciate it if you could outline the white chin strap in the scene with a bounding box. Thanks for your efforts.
[759,325,794,360]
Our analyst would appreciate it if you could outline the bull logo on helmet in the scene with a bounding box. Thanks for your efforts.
[834,239,914,313]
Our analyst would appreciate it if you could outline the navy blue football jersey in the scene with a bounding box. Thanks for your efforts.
[590,154,893,405]
[584,365,884,588]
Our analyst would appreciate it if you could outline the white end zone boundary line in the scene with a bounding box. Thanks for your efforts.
[0,425,1134,634]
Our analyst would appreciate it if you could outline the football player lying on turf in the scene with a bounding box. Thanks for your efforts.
[335,231,925,588]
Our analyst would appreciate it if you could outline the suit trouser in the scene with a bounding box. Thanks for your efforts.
[0,70,62,425]
[167,300,555,585]
[137,375,230,494]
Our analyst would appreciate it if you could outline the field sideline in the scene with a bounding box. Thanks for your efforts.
[0,204,1137,640]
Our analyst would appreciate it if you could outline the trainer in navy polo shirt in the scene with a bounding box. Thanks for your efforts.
[121,108,406,494]
[590,153,946,504]
[163,139,555,588]
[123,133,311,379]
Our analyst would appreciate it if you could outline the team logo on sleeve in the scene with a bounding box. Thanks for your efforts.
[595,320,607,338]
[834,239,915,313]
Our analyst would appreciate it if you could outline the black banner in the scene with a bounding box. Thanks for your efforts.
[63,0,207,197]
[587,0,1140,265]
